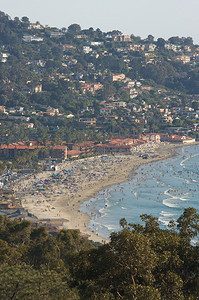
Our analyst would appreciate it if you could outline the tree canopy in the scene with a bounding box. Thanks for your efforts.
[0,208,198,299]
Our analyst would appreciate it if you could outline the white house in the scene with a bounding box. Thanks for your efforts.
[23,35,43,42]
[0,52,9,63]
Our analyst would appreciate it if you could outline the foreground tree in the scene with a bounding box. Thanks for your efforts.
[177,207,199,239]
[0,208,198,299]
[0,264,79,300]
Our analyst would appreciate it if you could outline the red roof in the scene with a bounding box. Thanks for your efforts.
[52,145,67,150]
[96,144,132,149]
[0,141,67,150]
[145,133,160,136]
[68,150,81,155]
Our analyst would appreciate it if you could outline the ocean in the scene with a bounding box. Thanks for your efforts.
[80,144,199,240]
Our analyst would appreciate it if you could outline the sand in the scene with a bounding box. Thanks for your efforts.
[11,142,190,243]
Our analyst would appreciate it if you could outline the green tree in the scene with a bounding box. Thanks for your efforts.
[157,38,166,48]
[147,34,154,42]
[120,217,127,228]
[192,101,199,111]
[67,24,81,35]
[177,207,199,239]
[0,264,79,299]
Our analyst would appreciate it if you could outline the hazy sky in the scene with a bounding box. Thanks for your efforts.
[1,0,199,42]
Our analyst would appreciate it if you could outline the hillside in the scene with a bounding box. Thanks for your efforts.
[0,10,198,172]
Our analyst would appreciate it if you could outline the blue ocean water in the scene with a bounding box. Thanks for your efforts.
[80,145,199,239]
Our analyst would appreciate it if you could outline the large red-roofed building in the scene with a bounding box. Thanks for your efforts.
[0,141,67,160]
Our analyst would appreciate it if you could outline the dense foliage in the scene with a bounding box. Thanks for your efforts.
[0,207,198,299]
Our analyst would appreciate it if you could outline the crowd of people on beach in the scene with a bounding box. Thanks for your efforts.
[11,155,135,218]
[7,142,162,234]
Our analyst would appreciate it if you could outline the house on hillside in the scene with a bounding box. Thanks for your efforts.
[63,44,76,51]
[86,41,104,46]
[79,118,96,126]
[144,44,157,52]
[80,82,103,94]
[21,123,34,129]
[100,108,112,115]
[83,46,92,54]
[0,106,6,113]
[49,31,64,38]
[109,73,126,82]
[23,35,43,42]
[112,35,131,42]
[173,55,191,64]
[0,52,9,63]
[28,22,43,30]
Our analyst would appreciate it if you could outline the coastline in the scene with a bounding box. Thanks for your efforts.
[12,142,196,243]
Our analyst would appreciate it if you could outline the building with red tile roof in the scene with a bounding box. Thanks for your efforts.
[94,138,144,154]
[0,141,67,159]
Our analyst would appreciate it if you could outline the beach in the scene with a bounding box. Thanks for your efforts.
[11,142,188,243]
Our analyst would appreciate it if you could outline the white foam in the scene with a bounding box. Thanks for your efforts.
[185,179,191,184]
[180,156,190,167]
[180,153,199,167]
[105,224,120,231]
[160,211,176,218]
[163,198,179,208]
[158,217,170,226]
[179,197,188,201]
[164,189,177,198]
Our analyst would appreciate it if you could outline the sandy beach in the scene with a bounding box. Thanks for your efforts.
[11,142,190,243]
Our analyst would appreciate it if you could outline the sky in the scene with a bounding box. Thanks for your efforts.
[0,0,199,43]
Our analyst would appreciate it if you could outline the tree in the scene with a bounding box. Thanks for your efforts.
[107,30,122,36]
[125,285,161,300]
[0,264,79,299]
[184,37,193,46]
[67,24,81,35]
[103,82,116,99]
[61,27,67,33]
[21,16,30,27]
[130,34,141,42]
[0,209,198,299]
[177,207,199,239]
[13,17,21,25]
[192,101,199,111]
[120,218,127,228]
[159,271,184,300]
[140,214,160,233]
[88,27,94,37]
[147,35,154,42]
[168,36,182,45]
[157,38,166,48]
[96,28,103,38]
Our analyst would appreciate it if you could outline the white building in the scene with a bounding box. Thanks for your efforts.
[0,52,9,63]
[87,41,104,46]
[23,35,44,42]
[83,46,92,54]
[28,23,43,30]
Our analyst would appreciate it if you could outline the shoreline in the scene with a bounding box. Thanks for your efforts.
[12,142,197,243]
